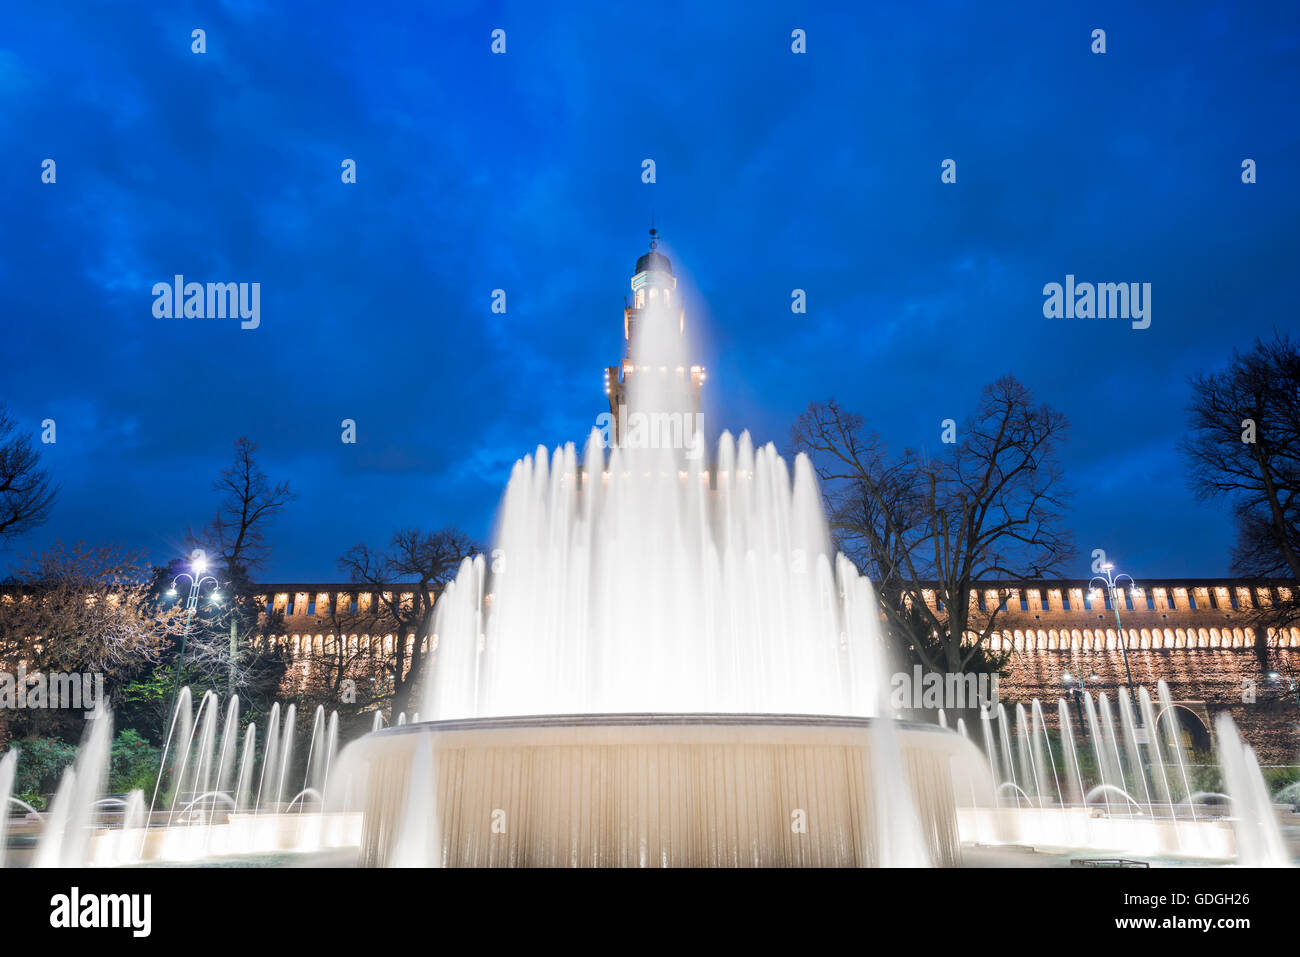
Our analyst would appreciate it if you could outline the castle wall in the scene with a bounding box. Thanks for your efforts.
[236,579,1300,762]
[996,647,1300,765]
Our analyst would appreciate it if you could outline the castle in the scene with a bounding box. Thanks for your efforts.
[10,235,1295,763]
[241,232,1300,762]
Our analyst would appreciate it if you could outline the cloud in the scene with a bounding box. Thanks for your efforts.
[2,0,1295,578]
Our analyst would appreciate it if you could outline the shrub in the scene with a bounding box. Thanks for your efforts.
[10,736,78,810]
[109,728,160,794]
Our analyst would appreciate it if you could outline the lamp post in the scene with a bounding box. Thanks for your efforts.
[1088,563,1138,694]
[163,557,221,735]
[1088,562,1158,804]
[1267,671,1300,716]
[1062,668,1099,735]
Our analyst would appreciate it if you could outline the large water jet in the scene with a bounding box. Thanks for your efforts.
[342,240,990,866]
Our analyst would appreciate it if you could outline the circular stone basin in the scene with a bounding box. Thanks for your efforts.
[346,713,982,867]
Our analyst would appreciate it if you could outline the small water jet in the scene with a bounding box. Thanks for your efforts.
[968,686,1295,864]
[1215,713,1289,866]
[34,708,112,868]
[0,750,16,869]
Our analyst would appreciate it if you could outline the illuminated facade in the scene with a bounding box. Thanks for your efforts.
[246,577,1300,761]
[603,228,705,442]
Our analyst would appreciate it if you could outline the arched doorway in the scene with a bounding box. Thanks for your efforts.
[1154,704,1211,758]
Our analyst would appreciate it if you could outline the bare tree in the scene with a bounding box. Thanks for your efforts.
[0,542,185,737]
[185,438,296,698]
[0,542,181,672]
[191,437,295,579]
[337,527,480,720]
[0,406,58,546]
[1182,331,1300,645]
[287,596,390,719]
[1182,331,1300,581]
[793,376,1074,674]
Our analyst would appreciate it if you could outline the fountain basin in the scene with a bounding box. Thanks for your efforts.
[958,807,1238,861]
[92,812,363,866]
[347,713,986,867]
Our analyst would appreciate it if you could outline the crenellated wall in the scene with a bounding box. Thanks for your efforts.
[249,578,1300,759]
[256,579,1300,653]
[7,578,1295,758]
[252,586,431,642]
[910,578,1300,653]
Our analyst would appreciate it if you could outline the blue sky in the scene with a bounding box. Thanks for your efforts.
[1,0,1297,580]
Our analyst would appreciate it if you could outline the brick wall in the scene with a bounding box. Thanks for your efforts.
[996,646,1300,764]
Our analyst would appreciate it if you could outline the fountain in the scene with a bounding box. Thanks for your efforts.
[341,424,992,866]
[341,241,991,867]
[1,240,1294,869]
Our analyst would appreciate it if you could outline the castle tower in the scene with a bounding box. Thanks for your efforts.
[604,228,705,442]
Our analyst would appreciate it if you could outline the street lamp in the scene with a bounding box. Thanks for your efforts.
[163,560,221,735]
[1088,562,1139,694]
[1062,668,1099,735]
[1088,561,1160,803]
[1267,671,1300,716]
